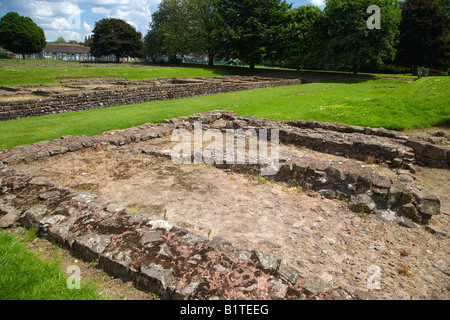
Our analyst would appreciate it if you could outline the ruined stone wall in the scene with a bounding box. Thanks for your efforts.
[0,78,301,121]
[0,110,446,225]
[0,110,448,300]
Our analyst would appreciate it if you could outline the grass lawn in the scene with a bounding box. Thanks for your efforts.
[0,77,448,150]
[0,62,235,86]
[231,77,450,129]
[0,230,104,300]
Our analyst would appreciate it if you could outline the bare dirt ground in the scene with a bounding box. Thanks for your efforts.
[13,134,450,300]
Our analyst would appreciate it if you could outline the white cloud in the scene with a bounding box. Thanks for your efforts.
[1,0,158,41]
[48,17,72,30]
[83,21,92,33]
[111,2,152,33]
[91,7,111,15]
[310,0,326,7]
[45,29,83,42]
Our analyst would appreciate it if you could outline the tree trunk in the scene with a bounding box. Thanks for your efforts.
[249,61,255,70]
[208,53,215,67]
[353,64,359,75]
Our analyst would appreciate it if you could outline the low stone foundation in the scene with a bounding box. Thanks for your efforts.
[0,76,301,121]
[0,110,448,300]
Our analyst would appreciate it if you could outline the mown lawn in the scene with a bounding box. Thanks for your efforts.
[0,77,448,150]
[0,230,104,300]
[230,77,450,130]
[0,62,235,86]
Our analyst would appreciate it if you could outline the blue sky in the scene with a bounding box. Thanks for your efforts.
[0,0,325,42]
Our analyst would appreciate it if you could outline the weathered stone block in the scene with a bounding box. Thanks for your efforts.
[68,142,82,152]
[326,166,346,181]
[39,214,66,233]
[318,189,336,199]
[269,279,289,299]
[138,263,174,299]
[278,260,301,285]
[173,279,204,300]
[19,205,48,230]
[425,145,447,161]
[140,230,164,245]
[47,222,72,245]
[72,234,112,262]
[255,251,279,272]
[39,190,60,200]
[359,172,373,188]
[0,212,19,228]
[304,276,331,294]
[99,251,137,281]
[412,189,441,216]
[349,193,376,213]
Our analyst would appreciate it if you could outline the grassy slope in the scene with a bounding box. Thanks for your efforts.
[0,77,448,150]
[231,77,450,129]
[0,231,103,300]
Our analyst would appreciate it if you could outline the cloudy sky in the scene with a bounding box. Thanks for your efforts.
[0,0,325,42]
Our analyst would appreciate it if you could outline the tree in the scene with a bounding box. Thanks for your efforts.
[91,18,143,59]
[279,5,324,71]
[0,12,46,58]
[149,0,191,63]
[395,0,449,73]
[216,0,291,69]
[187,0,222,67]
[141,29,165,62]
[321,0,401,74]
[145,0,222,66]
[55,37,67,44]
[84,35,93,47]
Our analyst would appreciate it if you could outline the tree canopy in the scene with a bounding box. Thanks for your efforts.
[91,18,143,59]
[320,0,402,74]
[395,0,449,72]
[0,12,46,56]
[141,0,448,74]
[216,0,291,69]
[278,5,324,70]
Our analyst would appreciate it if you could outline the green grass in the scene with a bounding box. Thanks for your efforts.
[230,77,450,130]
[0,62,234,86]
[0,230,104,300]
[0,77,448,150]
[0,81,343,149]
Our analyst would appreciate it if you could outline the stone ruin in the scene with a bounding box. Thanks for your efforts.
[0,76,301,121]
[0,110,448,300]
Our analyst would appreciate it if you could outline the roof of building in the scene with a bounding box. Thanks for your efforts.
[43,44,90,53]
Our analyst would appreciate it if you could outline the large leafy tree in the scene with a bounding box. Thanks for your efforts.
[149,0,191,63]
[321,0,401,74]
[145,0,221,65]
[142,29,165,62]
[216,0,291,69]
[0,12,46,57]
[279,5,324,71]
[395,0,449,73]
[91,18,143,59]
[187,0,221,67]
